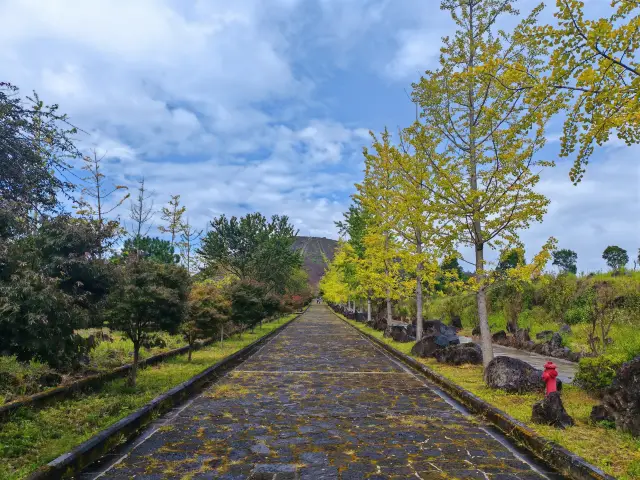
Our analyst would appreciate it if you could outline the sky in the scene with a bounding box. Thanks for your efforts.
[1,0,638,273]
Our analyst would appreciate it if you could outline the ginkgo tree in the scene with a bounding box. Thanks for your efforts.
[529,0,640,183]
[410,0,556,366]
[391,128,451,340]
[355,129,405,325]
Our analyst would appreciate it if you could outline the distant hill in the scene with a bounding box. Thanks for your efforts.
[293,236,338,287]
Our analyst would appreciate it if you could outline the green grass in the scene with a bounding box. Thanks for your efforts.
[0,314,296,480]
[341,315,640,480]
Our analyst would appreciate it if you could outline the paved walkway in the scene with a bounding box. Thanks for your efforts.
[85,306,556,479]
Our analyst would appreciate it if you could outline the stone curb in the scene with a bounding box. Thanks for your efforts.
[331,310,615,480]
[25,311,305,480]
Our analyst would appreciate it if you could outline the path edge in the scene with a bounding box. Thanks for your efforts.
[25,309,306,480]
[330,308,615,480]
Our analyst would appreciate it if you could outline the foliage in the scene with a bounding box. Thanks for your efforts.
[552,248,578,274]
[228,280,270,332]
[198,213,302,295]
[530,0,640,183]
[107,259,190,385]
[496,247,526,274]
[183,280,232,360]
[0,269,88,369]
[335,201,370,260]
[543,273,578,323]
[0,82,80,238]
[603,245,629,271]
[120,235,180,264]
[575,354,627,395]
[0,356,57,402]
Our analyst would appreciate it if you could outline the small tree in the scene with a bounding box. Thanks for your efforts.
[552,248,578,274]
[159,195,186,248]
[183,280,231,361]
[179,218,203,274]
[75,149,129,256]
[108,259,190,386]
[229,280,267,335]
[128,178,154,240]
[602,245,629,272]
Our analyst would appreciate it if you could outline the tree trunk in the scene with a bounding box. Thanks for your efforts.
[385,286,393,323]
[476,246,494,368]
[220,325,224,345]
[415,238,424,340]
[188,343,193,362]
[128,343,140,387]
[367,293,372,323]
[416,267,423,341]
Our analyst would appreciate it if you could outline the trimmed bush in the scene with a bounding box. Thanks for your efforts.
[575,354,626,394]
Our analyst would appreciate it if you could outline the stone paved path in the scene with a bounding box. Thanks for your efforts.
[85,306,556,479]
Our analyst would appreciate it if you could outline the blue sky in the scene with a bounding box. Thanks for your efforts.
[2,0,638,272]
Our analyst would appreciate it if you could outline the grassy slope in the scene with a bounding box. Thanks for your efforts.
[342,316,640,480]
[0,314,297,480]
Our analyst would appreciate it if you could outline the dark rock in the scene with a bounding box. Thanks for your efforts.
[472,326,481,336]
[559,324,572,334]
[384,324,415,343]
[355,312,366,322]
[411,336,442,358]
[532,392,575,429]
[37,372,63,387]
[515,328,531,343]
[550,333,563,349]
[435,343,483,365]
[590,405,614,424]
[450,315,463,330]
[492,330,507,342]
[485,356,562,394]
[536,330,554,340]
[601,355,640,437]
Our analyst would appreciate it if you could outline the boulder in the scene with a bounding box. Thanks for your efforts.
[532,392,575,429]
[492,330,507,342]
[384,324,414,343]
[535,330,554,340]
[435,343,483,365]
[450,315,463,330]
[485,356,563,394]
[515,328,531,343]
[550,333,563,349]
[601,356,640,437]
[590,405,614,424]
[355,312,367,322]
[472,326,481,336]
[411,336,443,358]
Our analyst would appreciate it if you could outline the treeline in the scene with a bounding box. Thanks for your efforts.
[320,0,640,369]
[0,82,312,386]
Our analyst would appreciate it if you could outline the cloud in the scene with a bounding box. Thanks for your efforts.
[3,0,636,269]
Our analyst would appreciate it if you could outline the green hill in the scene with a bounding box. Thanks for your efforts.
[293,236,338,287]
